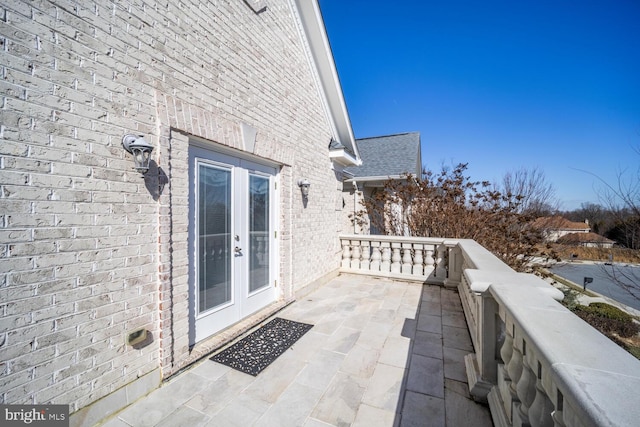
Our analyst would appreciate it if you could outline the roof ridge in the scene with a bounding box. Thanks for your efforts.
[356,131,419,141]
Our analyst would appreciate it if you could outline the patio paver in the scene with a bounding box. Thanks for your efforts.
[102,274,492,427]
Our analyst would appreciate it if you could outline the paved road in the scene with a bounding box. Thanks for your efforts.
[550,263,640,311]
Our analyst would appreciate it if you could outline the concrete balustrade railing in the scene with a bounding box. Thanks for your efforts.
[339,235,640,427]
[339,234,462,286]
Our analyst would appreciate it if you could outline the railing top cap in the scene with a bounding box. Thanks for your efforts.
[340,234,447,244]
[554,363,640,426]
[465,268,565,300]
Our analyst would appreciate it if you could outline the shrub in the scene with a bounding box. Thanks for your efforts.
[574,304,639,338]
[560,287,580,311]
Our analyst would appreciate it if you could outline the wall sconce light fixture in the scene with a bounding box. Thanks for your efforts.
[122,134,154,175]
[297,178,310,199]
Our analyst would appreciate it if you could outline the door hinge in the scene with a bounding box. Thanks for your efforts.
[274,181,277,190]
[274,280,277,287]
[274,230,277,238]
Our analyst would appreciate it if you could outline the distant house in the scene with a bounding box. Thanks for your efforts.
[342,132,422,234]
[533,216,591,242]
[557,232,615,248]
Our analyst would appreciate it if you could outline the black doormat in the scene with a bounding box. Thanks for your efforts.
[210,317,313,376]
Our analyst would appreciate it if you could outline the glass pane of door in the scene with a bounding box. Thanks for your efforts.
[248,174,269,293]
[198,164,232,313]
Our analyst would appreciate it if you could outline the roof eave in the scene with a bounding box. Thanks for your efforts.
[329,148,361,166]
[293,0,361,163]
[345,175,406,183]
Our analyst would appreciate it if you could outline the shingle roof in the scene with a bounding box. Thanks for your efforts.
[557,232,615,245]
[345,132,421,178]
[532,216,590,231]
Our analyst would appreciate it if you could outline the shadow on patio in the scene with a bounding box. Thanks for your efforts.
[102,274,492,427]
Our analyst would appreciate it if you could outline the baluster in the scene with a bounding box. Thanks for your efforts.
[435,243,447,278]
[401,243,412,274]
[507,334,524,422]
[500,325,514,372]
[370,241,381,271]
[413,243,424,276]
[424,245,435,275]
[529,361,554,427]
[360,240,371,271]
[380,242,391,272]
[390,242,402,273]
[256,236,265,265]
[351,240,361,270]
[218,242,225,261]
[341,239,351,268]
[515,341,537,425]
[498,323,515,420]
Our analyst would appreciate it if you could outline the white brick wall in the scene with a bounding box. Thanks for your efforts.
[0,0,347,417]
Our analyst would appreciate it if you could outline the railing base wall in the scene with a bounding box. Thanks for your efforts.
[488,387,510,427]
[464,354,493,402]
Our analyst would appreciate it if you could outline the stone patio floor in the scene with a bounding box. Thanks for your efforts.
[101,274,493,427]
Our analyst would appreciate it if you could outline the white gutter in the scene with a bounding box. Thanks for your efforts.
[344,175,406,183]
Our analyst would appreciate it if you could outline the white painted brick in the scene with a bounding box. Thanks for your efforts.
[1,312,33,331]
[0,0,350,415]
[0,142,30,158]
[32,228,73,241]
[8,241,56,257]
[32,201,76,214]
[34,252,77,268]
[2,185,50,201]
[74,251,110,266]
[90,192,125,204]
[34,377,77,404]
[0,200,32,214]
[0,170,30,185]
[4,294,52,317]
[49,189,92,202]
[75,226,110,238]
[53,214,93,226]
[54,262,93,280]
[7,269,55,286]
[56,238,96,252]
[78,362,116,390]
[91,260,126,275]
[4,214,55,228]
[51,162,92,178]
[78,318,114,341]
[0,227,30,242]
[0,257,35,274]
[0,370,33,396]
[35,330,79,355]
[73,179,110,192]
[30,302,77,324]
[34,278,77,295]
[54,311,92,332]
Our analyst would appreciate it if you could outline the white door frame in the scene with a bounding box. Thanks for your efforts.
[188,144,279,345]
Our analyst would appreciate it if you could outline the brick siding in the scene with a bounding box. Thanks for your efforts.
[0,0,346,415]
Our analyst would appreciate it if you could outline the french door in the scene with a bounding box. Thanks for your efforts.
[188,145,278,344]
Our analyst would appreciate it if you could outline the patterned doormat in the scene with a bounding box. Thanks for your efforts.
[210,317,313,376]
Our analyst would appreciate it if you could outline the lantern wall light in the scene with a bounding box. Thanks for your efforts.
[297,178,310,199]
[122,134,154,175]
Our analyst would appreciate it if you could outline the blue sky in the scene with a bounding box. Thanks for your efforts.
[318,0,640,210]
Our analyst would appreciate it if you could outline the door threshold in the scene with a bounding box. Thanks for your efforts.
[171,298,294,379]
